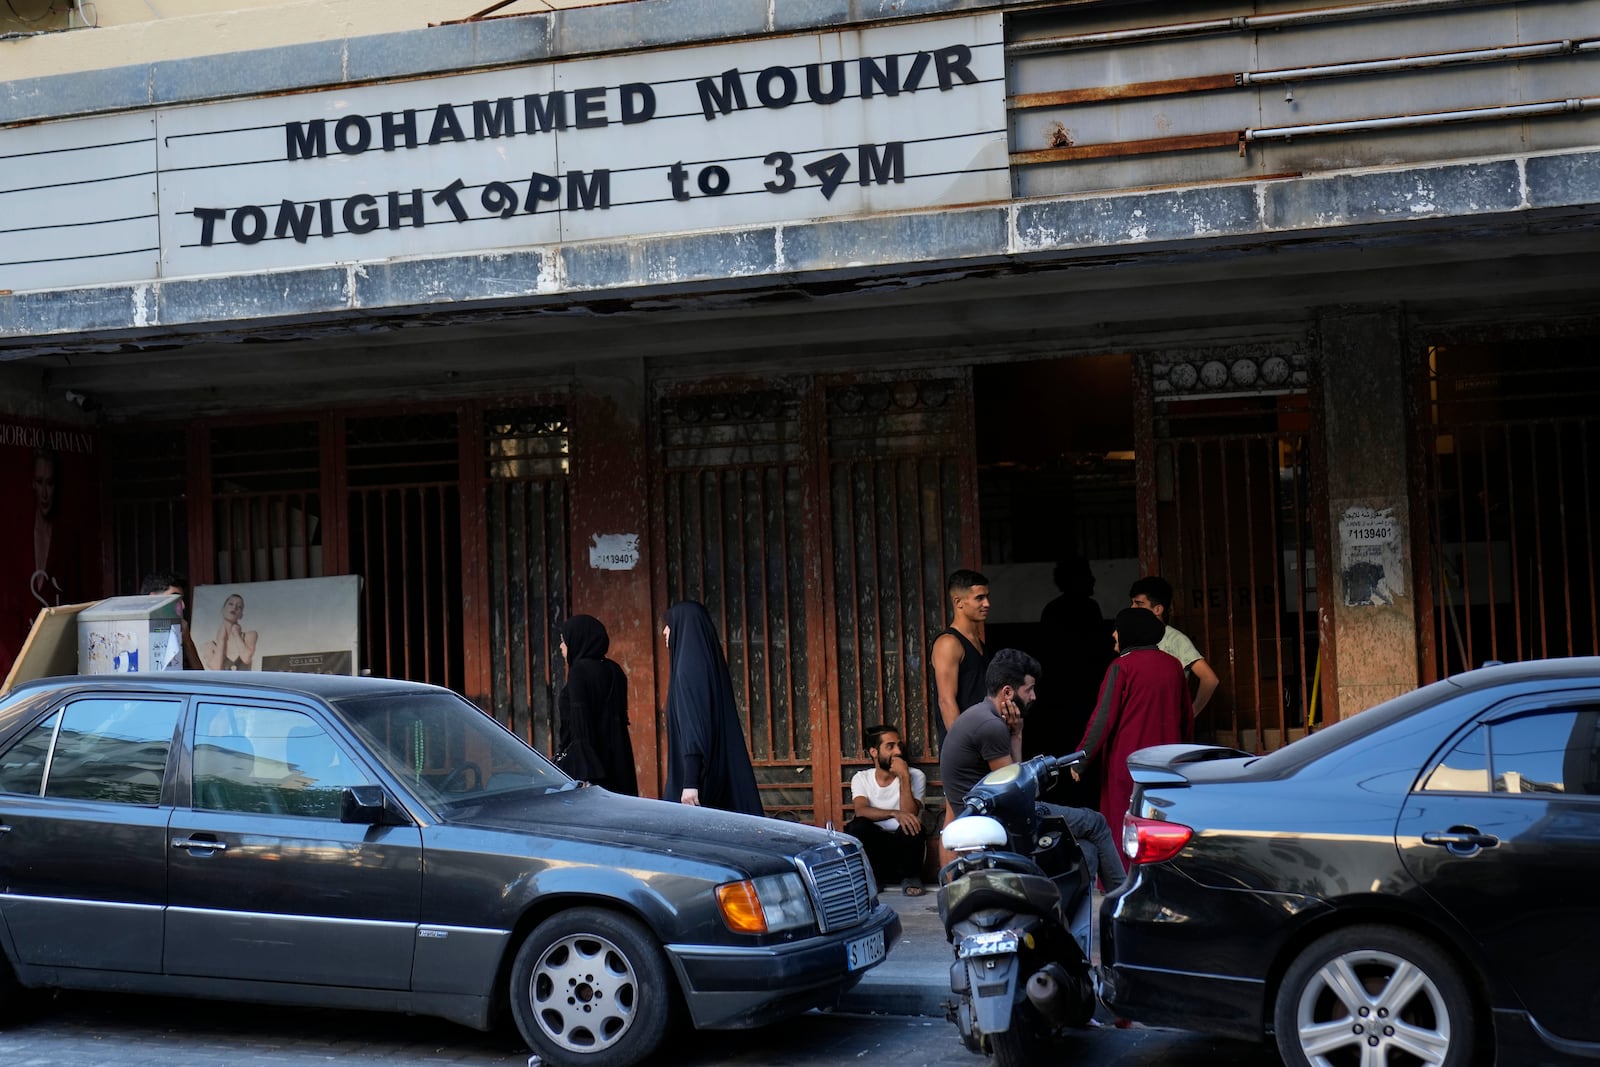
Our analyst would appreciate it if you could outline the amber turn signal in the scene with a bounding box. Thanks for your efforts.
[716,880,768,934]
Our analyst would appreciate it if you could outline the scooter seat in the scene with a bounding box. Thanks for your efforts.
[940,867,1063,930]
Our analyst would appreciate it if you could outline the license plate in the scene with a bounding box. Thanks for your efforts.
[958,930,1019,959]
[846,929,885,971]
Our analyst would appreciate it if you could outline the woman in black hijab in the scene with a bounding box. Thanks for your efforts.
[556,615,638,796]
[661,601,764,816]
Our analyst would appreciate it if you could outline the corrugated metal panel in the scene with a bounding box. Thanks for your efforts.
[1009,0,1600,197]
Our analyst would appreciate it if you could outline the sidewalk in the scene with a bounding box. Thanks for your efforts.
[836,886,952,1017]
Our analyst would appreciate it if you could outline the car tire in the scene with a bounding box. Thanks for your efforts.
[1274,924,1477,1067]
[508,907,672,1067]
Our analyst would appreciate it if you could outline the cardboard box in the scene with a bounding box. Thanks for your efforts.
[77,595,186,675]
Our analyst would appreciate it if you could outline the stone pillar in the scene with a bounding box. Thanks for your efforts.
[1318,307,1420,717]
[567,358,661,795]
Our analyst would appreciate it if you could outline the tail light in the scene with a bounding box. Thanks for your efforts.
[1123,815,1193,865]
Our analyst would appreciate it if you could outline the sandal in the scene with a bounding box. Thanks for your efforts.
[900,878,925,897]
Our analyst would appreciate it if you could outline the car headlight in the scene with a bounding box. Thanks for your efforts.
[715,872,815,934]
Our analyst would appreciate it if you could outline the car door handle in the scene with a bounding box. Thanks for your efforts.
[171,836,227,854]
[1421,828,1499,852]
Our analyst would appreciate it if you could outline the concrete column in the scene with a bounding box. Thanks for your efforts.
[1318,307,1420,717]
[567,358,661,795]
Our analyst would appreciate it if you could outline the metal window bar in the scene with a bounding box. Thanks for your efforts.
[483,407,568,750]
[1425,412,1600,675]
[345,410,463,691]
[1158,429,1315,751]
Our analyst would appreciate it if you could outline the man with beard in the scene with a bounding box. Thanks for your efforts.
[940,648,1126,892]
[844,724,928,895]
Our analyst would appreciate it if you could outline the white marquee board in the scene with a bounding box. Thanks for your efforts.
[0,14,1007,294]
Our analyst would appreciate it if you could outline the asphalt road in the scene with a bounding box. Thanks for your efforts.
[0,990,1285,1066]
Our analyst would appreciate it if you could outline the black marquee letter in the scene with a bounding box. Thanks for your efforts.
[334,115,372,155]
[696,69,748,120]
[285,120,327,161]
[231,205,268,244]
[194,207,226,245]
[344,194,380,234]
[620,83,656,125]
[756,66,798,109]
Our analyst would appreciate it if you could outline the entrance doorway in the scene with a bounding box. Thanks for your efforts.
[974,354,1138,774]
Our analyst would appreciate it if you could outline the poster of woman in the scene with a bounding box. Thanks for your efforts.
[0,422,102,676]
[192,576,361,676]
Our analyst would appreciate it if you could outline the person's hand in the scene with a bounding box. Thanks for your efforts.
[999,695,1022,733]
[1070,767,1081,782]
[889,755,911,777]
[680,788,700,806]
[898,811,923,835]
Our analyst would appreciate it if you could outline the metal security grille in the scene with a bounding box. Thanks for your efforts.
[658,385,816,822]
[209,421,323,583]
[1140,367,1329,753]
[346,412,463,691]
[484,406,569,750]
[107,427,188,595]
[1418,341,1600,677]
[823,375,974,779]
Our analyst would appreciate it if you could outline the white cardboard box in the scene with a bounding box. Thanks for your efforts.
[77,595,186,675]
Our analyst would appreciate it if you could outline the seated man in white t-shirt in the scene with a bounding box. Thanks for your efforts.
[844,723,928,895]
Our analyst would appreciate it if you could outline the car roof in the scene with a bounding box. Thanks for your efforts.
[7,671,442,702]
[1438,656,1600,694]
[1245,657,1600,778]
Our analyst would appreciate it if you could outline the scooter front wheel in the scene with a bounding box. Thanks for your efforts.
[988,1002,1051,1067]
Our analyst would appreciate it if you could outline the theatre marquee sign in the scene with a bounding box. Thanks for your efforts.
[0,14,1006,294]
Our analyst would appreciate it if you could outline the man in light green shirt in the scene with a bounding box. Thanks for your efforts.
[1129,576,1219,716]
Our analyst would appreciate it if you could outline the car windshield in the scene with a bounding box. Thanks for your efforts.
[334,691,569,813]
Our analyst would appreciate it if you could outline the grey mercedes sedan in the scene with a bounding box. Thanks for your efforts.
[0,673,898,1067]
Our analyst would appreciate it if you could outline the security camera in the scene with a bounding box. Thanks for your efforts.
[65,390,87,408]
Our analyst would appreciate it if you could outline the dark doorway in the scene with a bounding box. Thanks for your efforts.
[973,354,1137,795]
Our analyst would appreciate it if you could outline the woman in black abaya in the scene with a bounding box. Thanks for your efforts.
[556,615,639,796]
[661,601,764,816]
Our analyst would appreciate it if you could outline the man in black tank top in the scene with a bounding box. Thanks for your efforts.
[931,569,992,748]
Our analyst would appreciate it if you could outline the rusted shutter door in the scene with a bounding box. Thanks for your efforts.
[482,406,570,750]
[822,374,976,795]
[657,385,817,822]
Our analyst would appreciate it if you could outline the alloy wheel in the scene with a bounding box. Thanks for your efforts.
[528,931,639,1054]
[1294,948,1451,1067]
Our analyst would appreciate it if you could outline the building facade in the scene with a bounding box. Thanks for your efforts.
[5,0,1600,822]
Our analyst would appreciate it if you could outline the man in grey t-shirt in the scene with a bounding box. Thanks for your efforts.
[940,649,1032,811]
[940,648,1126,892]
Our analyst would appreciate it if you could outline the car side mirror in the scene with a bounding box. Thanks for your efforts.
[341,784,402,825]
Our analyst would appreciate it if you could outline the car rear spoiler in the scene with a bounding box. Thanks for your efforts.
[1126,743,1253,787]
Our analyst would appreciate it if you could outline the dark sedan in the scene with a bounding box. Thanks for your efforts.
[1101,658,1600,1067]
[0,673,898,1067]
